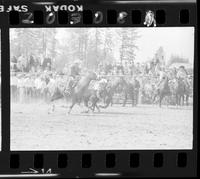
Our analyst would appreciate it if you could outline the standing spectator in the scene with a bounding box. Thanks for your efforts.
[17,54,27,72]
[133,76,140,105]
[33,57,39,72]
[117,64,124,75]
[11,56,18,72]
[134,62,141,75]
[11,72,18,102]
[170,67,177,79]
[42,57,52,70]
[11,56,17,63]
[70,60,81,79]
[144,63,148,74]
[112,65,118,75]
[29,54,35,72]
[104,62,112,75]
[177,66,188,79]
[63,64,69,75]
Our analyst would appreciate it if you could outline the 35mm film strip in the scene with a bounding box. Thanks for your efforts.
[0,0,198,178]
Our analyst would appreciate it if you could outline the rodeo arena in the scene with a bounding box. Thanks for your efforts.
[10,51,194,150]
[10,54,193,108]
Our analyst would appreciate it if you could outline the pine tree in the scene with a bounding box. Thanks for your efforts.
[119,28,139,65]
[103,29,114,64]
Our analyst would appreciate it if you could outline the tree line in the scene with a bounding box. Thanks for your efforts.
[10,28,140,71]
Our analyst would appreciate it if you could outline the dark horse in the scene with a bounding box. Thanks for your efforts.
[152,77,171,107]
[99,76,123,108]
[174,78,190,106]
[68,71,97,114]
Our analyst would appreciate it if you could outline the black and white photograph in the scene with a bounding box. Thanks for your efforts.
[0,30,1,150]
[10,27,194,150]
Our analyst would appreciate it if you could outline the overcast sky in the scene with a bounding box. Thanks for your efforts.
[55,27,194,64]
[135,27,194,63]
[11,27,194,64]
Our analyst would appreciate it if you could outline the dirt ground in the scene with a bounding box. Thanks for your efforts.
[11,101,193,150]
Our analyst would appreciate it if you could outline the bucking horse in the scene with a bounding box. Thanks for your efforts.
[68,71,97,114]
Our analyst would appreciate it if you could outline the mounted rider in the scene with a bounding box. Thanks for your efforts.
[176,65,190,88]
[70,60,81,83]
[93,77,108,100]
[70,60,81,78]
[65,60,82,96]
[156,67,168,89]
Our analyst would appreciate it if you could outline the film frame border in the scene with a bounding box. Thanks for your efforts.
[0,0,198,177]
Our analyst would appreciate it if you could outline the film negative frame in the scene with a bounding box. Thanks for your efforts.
[0,0,198,177]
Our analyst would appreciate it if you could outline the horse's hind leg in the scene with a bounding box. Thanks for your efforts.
[159,95,164,108]
[177,96,180,106]
[48,92,63,113]
[83,97,90,113]
[87,97,95,113]
[48,94,56,114]
[167,95,171,108]
[110,97,113,106]
[91,102,98,113]
[179,95,184,106]
[68,100,76,114]
[186,95,189,106]
[152,93,157,104]
[92,97,100,112]
[175,94,178,106]
[49,103,55,113]
[131,92,135,107]
[123,93,127,107]
[95,103,100,112]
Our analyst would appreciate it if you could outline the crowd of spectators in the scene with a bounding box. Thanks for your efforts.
[9,55,193,105]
